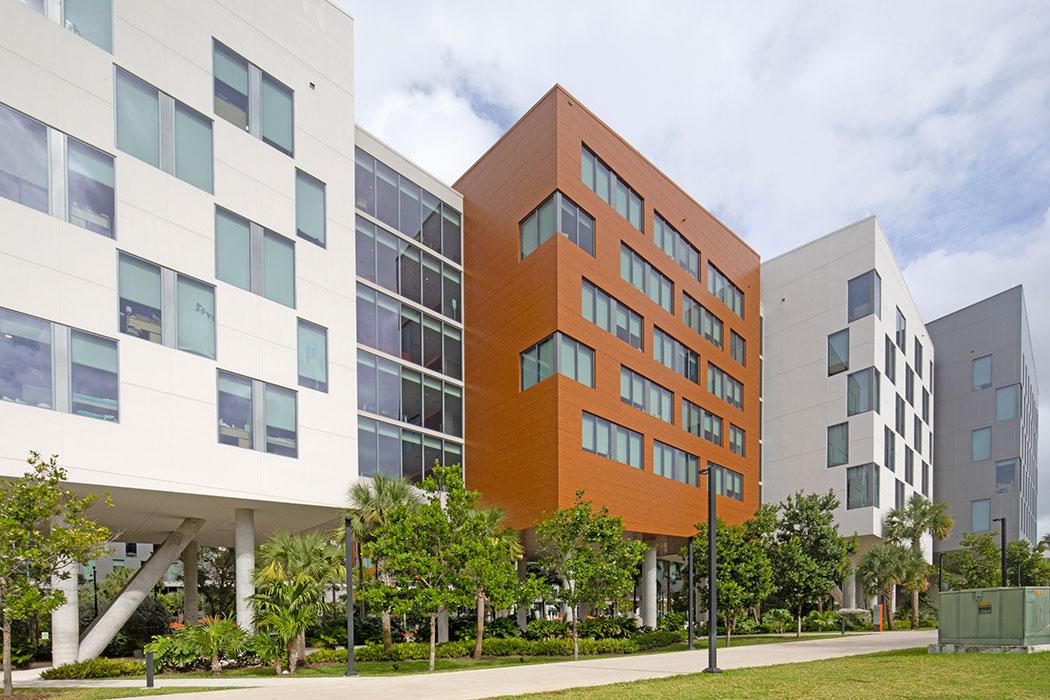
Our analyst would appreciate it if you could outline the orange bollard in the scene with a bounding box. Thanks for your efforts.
[879,603,884,632]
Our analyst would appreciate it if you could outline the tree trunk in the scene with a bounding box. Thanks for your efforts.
[287,640,298,674]
[296,630,306,663]
[911,588,920,630]
[473,593,486,660]
[211,648,221,677]
[3,616,13,698]
[428,612,437,672]
[381,610,393,654]
[796,610,802,638]
[885,590,895,631]
[726,618,732,647]
[571,606,579,661]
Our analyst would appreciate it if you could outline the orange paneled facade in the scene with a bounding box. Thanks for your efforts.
[455,86,761,542]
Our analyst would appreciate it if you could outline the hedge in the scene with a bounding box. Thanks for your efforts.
[41,658,146,680]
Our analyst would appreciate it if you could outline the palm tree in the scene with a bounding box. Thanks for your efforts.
[347,475,422,654]
[189,616,244,676]
[252,576,328,673]
[465,506,523,659]
[1039,533,1050,553]
[857,543,909,631]
[884,494,954,629]
[898,549,931,628]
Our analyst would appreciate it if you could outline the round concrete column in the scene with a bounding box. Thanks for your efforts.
[235,509,255,632]
[50,559,80,666]
[641,545,658,628]
[182,540,199,625]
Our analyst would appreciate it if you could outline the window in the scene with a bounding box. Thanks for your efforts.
[922,462,929,497]
[730,331,746,366]
[914,340,923,378]
[521,333,593,390]
[996,458,1017,493]
[827,328,849,375]
[847,270,881,321]
[213,41,294,155]
[653,328,698,383]
[0,103,115,237]
[519,191,594,259]
[895,395,906,435]
[711,463,743,501]
[708,364,743,409]
[69,331,118,422]
[914,416,923,454]
[683,293,723,349]
[846,464,879,509]
[358,416,463,483]
[28,0,113,51]
[218,370,297,456]
[582,280,643,351]
[355,147,461,262]
[118,253,216,359]
[580,145,642,230]
[116,67,212,192]
[971,498,991,533]
[215,208,295,307]
[357,350,462,437]
[683,399,722,446]
[708,264,744,318]
[295,170,326,246]
[884,336,896,383]
[729,425,746,457]
[0,308,53,409]
[996,384,1019,421]
[847,367,879,416]
[582,412,643,469]
[621,244,673,313]
[972,355,992,390]
[653,441,699,485]
[884,426,895,472]
[905,366,914,405]
[971,427,991,462]
[297,320,328,392]
[896,480,905,511]
[654,213,699,278]
[922,388,930,423]
[620,366,673,423]
[895,308,906,349]
[827,423,848,467]
[905,446,914,485]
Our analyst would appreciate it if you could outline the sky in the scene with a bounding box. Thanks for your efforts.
[338,0,1050,538]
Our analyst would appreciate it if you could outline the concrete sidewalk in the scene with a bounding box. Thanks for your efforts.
[20,630,937,699]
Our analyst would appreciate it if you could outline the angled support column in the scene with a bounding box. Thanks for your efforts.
[183,540,199,625]
[78,518,204,660]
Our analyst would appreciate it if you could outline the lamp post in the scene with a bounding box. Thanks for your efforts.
[687,536,695,650]
[700,465,721,674]
[937,552,944,592]
[344,516,357,677]
[992,517,1007,587]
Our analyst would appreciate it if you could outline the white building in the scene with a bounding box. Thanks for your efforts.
[0,0,462,665]
[761,217,934,608]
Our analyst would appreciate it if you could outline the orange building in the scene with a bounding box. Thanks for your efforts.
[455,86,760,624]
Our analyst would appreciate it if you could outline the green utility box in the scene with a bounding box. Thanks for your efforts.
[939,587,1050,646]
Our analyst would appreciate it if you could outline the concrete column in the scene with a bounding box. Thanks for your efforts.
[890,586,897,615]
[843,571,857,609]
[50,559,79,666]
[641,545,658,629]
[437,608,449,643]
[235,508,255,632]
[182,540,199,625]
[516,560,528,629]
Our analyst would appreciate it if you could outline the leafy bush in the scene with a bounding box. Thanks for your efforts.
[631,630,684,650]
[760,608,793,634]
[485,616,523,639]
[734,617,759,635]
[304,647,348,664]
[522,618,570,640]
[657,611,685,633]
[578,617,638,639]
[41,658,145,680]
[144,631,208,672]
[803,610,840,632]
[144,618,245,673]
[838,608,872,631]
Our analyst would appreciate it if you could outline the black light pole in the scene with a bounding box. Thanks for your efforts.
[702,466,721,674]
[993,517,1007,587]
[687,536,695,650]
[344,516,357,677]
[937,553,944,592]
[92,566,99,617]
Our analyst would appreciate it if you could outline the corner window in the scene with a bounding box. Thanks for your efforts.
[215,208,295,308]
[970,498,991,533]
[708,264,744,318]
[971,355,992,391]
[971,427,991,462]
[729,425,746,457]
[846,463,879,509]
[581,145,642,230]
[521,332,593,390]
[582,411,643,469]
[827,328,849,375]
[217,370,297,457]
[847,269,881,322]
[996,384,1019,421]
[213,41,294,156]
[654,213,699,279]
[295,170,326,247]
[297,319,328,392]
[827,423,848,467]
[847,367,880,416]
[520,191,594,259]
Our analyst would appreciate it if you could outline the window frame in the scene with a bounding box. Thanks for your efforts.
[215,206,296,308]
[212,40,295,156]
[216,369,298,457]
[295,168,326,248]
[297,318,329,392]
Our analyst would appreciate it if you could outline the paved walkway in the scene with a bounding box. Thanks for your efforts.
[19,630,937,699]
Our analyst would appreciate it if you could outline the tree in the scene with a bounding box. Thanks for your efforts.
[770,491,854,636]
[534,491,647,660]
[884,494,953,629]
[857,543,920,630]
[945,532,1001,589]
[188,617,243,676]
[0,453,111,697]
[346,474,421,654]
[897,550,932,628]
[462,507,524,660]
[198,547,236,618]
[692,519,773,645]
[361,466,475,672]
[1006,540,1050,586]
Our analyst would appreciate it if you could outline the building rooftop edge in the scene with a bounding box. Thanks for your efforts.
[926,284,1024,328]
[354,123,462,201]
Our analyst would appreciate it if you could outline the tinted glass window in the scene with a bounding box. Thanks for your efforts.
[264,384,297,457]
[215,209,251,291]
[262,232,295,307]
[996,384,1019,421]
[260,74,293,155]
[176,276,216,359]
[118,254,162,343]
[67,138,115,237]
[827,423,848,467]
[0,308,52,408]
[213,42,249,129]
[828,329,849,375]
[0,103,49,213]
[297,320,328,392]
[218,372,252,448]
[70,331,118,422]
[972,355,992,390]
[64,0,112,52]
[173,103,213,192]
[115,68,160,167]
[295,170,325,246]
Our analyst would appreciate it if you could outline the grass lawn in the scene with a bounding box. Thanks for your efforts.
[508,647,1050,699]
[156,633,843,679]
[13,689,231,699]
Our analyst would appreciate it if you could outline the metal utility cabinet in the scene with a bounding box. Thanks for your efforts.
[939,588,1050,647]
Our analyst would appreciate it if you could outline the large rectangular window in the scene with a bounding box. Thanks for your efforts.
[620,366,673,423]
[827,422,848,467]
[971,427,991,462]
[895,479,905,511]
[358,416,463,483]
[69,331,118,422]
[683,293,723,349]
[295,169,326,247]
[621,244,672,313]
[708,264,743,318]
[895,394,906,435]
[116,67,212,192]
[0,103,49,214]
[847,367,879,415]
[357,349,462,437]
[519,191,594,259]
[520,332,593,390]
[828,328,849,375]
[884,426,896,472]
[217,370,297,456]
[730,331,746,366]
[213,41,294,156]
[356,284,461,380]
[972,355,992,390]
[914,340,923,378]
[847,270,881,321]
[708,364,743,409]
[905,365,914,405]
[59,0,113,51]
[922,388,930,423]
[0,308,53,409]
[654,213,699,279]
[846,463,879,509]
[914,415,923,454]
[118,254,162,344]
[996,384,1019,421]
[905,446,914,485]
[582,280,643,351]
[922,462,929,497]
[654,441,699,486]
[884,335,896,383]
[971,498,991,533]
[712,463,744,501]
[729,424,746,457]
[582,411,643,469]
[297,319,328,392]
[215,208,295,308]
[580,145,642,230]
[683,399,723,446]
[653,328,698,383]
[996,458,1017,493]
[895,308,906,349]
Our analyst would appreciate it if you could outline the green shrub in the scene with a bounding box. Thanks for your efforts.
[734,617,759,635]
[523,618,571,640]
[657,611,685,633]
[631,630,684,650]
[41,658,145,680]
[578,617,638,639]
[760,608,793,634]
[144,631,208,672]
[304,647,347,664]
[803,610,840,632]
[485,616,523,639]
[837,608,873,631]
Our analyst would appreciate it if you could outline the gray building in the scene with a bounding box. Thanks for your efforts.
[928,286,1039,552]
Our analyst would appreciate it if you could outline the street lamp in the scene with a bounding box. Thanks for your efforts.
[687,536,695,650]
[699,465,721,674]
[344,516,357,677]
[992,517,1007,587]
[937,552,945,592]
